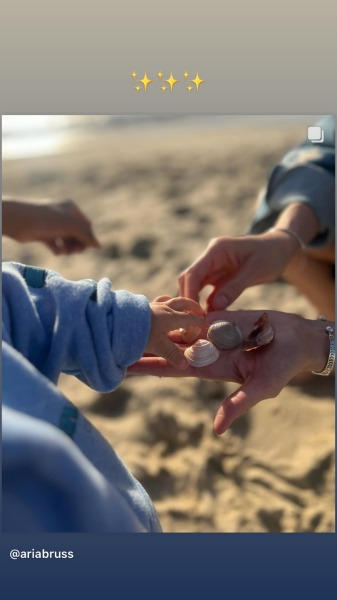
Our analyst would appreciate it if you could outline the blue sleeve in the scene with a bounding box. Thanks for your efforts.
[2,264,161,532]
[249,116,335,247]
[3,406,149,532]
[2,261,151,391]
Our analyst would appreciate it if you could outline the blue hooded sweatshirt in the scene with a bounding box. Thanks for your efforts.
[2,261,162,532]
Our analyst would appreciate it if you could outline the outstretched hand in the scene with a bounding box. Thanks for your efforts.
[178,232,300,310]
[130,309,328,434]
[3,198,100,254]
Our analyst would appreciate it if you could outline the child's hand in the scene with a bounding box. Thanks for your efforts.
[146,297,204,369]
[2,198,100,254]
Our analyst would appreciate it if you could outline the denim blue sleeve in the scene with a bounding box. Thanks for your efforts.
[250,116,335,247]
[2,261,151,391]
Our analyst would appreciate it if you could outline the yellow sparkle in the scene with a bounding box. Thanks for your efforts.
[135,85,141,92]
[161,85,167,91]
[157,71,163,78]
[191,72,205,91]
[187,85,193,92]
[184,71,189,78]
[139,72,153,91]
[165,71,179,91]
[131,71,137,78]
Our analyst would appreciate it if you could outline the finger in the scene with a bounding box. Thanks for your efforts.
[178,271,200,301]
[61,238,87,254]
[165,297,205,315]
[44,240,63,255]
[213,381,263,435]
[64,204,100,249]
[61,199,96,231]
[164,312,204,333]
[45,238,85,255]
[74,226,101,249]
[64,199,92,224]
[178,252,214,300]
[85,228,101,248]
[208,267,253,310]
[153,295,173,302]
[128,357,189,377]
[157,337,189,369]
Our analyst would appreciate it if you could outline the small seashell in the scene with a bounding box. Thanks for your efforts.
[184,339,220,367]
[241,312,274,351]
[179,325,202,344]
[207,320,243,350]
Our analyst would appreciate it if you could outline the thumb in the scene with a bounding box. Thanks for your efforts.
[213,380,263,435]
[209,268,253,309]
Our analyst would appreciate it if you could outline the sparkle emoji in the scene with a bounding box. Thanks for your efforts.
[139,72,153,91]
[165,71,179,91]
[191,72,205,91]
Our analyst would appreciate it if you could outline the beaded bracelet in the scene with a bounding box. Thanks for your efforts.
[312,316,335,376]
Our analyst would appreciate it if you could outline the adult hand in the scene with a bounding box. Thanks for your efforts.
[129,309,331,434]
[178,232,301,310]
[2,198,100,254]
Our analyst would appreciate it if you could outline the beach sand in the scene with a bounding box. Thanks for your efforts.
[2,121,335,532]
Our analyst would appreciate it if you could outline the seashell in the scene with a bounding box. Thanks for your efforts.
[184,339,220,367]
[179,325,202,344]
[207,320,243,350]
[241,312,274,351]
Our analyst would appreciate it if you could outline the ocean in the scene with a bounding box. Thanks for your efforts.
[2,115,323,160]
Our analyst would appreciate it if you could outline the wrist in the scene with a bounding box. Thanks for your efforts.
[2,200,45,241]
[262,228,300,265]
[311,317,335,376]
[301,317,334,374]
[2,201,29,240]
[273,202,320,247]
[268,227,305,250]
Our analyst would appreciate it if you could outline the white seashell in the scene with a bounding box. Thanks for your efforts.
[184,339,220,367]
[207,321,243,350]
[179,325,202,344]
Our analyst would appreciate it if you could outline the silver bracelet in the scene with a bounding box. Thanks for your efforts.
[268,227,306,249]
[312,316,335,376]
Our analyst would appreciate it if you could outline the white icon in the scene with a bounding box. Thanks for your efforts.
[308,126,324,143]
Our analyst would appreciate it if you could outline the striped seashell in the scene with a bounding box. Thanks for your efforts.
[207,320,243,350]
[184,339,220,367]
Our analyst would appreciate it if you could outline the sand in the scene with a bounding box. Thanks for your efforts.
[2,121,335,532]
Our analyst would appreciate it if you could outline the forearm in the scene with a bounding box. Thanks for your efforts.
[257,202,322,275]
[250,136,335,249]
[273,202,320,247]
[2,262,151,391]
[2,199,44,241]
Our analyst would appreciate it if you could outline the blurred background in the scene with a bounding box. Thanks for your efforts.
[2,115,334,532]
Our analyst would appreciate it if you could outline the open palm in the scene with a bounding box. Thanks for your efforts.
[128,309,314,434]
